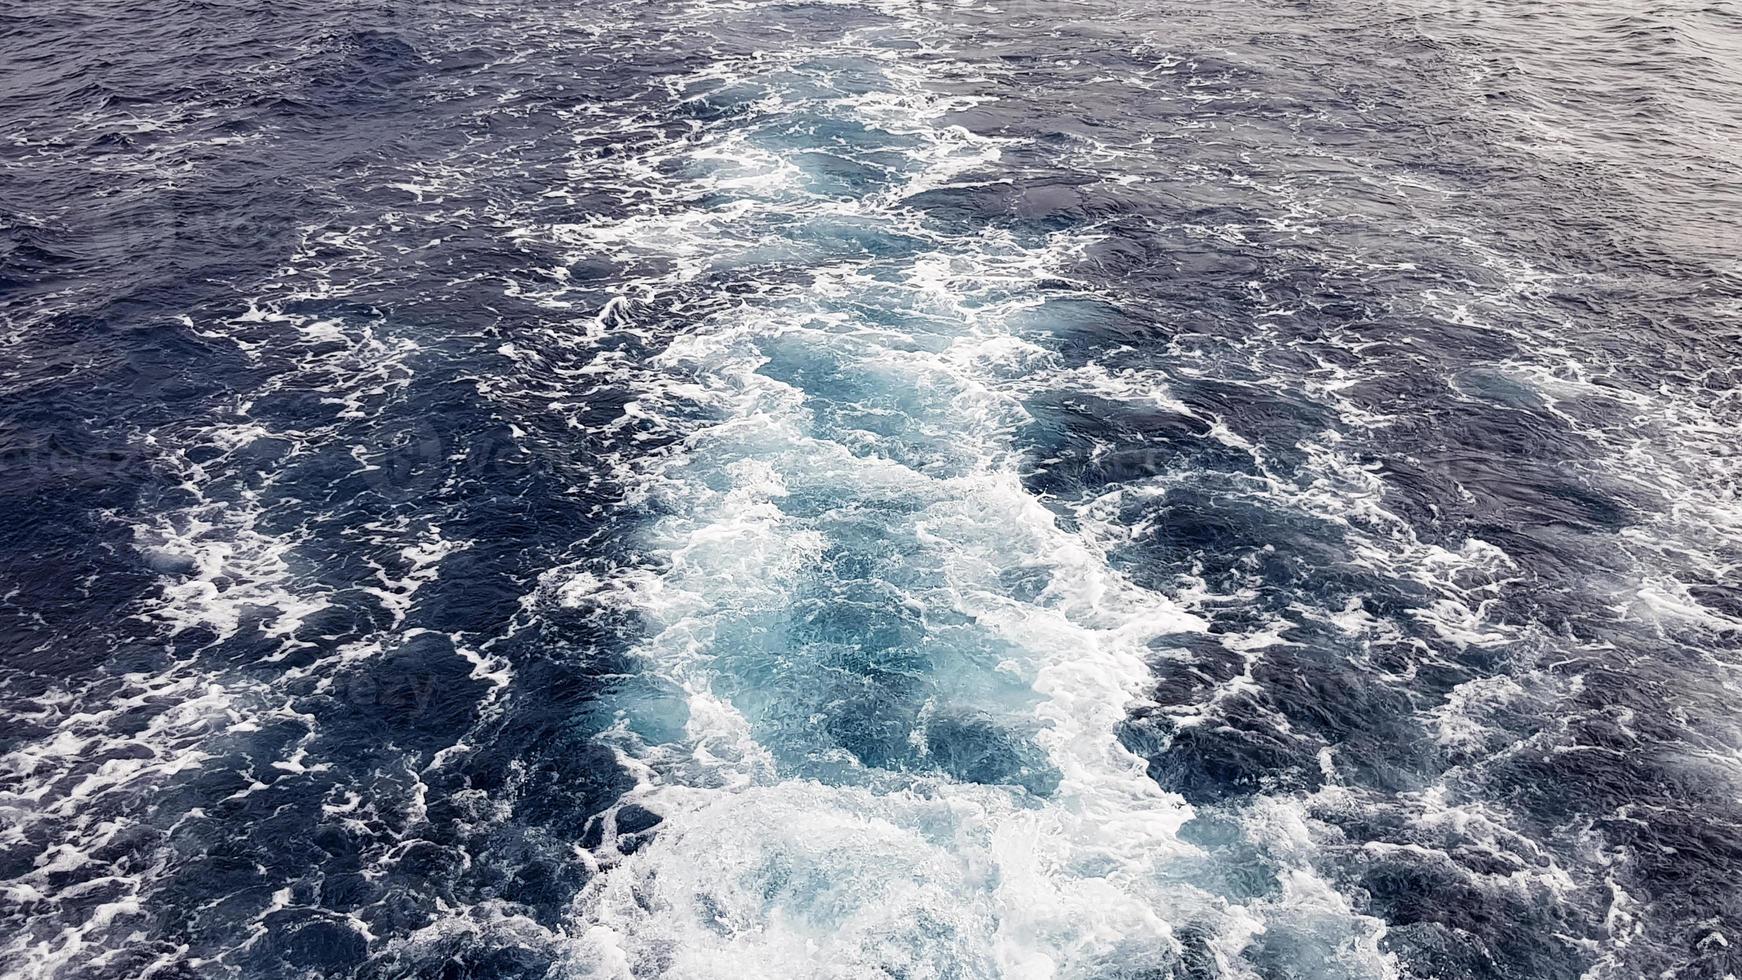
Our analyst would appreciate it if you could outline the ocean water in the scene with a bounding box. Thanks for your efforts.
[2,0,1740,977]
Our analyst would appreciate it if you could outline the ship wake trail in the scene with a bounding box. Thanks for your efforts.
[527,4,1396,977]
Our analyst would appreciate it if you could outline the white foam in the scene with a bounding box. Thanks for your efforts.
[512,11,1400,976]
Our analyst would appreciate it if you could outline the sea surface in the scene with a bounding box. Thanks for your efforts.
[2,1,1740,977]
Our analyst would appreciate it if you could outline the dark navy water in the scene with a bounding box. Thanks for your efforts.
[3,1,1740,977]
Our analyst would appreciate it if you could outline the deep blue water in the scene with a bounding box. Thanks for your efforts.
[2,1,1740,977]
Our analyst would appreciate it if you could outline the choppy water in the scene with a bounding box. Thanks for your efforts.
[3,1,1740,977]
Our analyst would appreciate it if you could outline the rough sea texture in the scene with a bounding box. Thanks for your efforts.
[2,1,1740,977]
